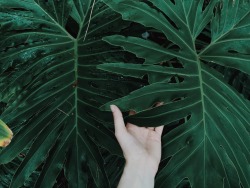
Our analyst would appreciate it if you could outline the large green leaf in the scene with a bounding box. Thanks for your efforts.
[0,0,137,187]
[99,0,250,187]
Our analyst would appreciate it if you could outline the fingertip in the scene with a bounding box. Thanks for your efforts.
[110,105,123,114]
[110,104,116,112]
[110,105,123,118]
[129,110,136,115]
[110,104,126,133]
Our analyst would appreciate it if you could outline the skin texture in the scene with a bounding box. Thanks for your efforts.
[110,103,164,188]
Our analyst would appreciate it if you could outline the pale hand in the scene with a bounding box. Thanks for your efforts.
[110,103,164,177]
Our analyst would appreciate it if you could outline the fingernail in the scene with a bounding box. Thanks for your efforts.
[156,102,164,106]
[110,105,115,112]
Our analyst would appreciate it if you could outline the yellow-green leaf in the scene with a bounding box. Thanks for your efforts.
[0,119,13,147]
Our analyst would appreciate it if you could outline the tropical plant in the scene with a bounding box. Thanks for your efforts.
[0,0,250,188]
[97,0,250,187]
[0,0,140,187]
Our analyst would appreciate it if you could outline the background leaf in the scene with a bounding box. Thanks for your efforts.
[0,0,142,187]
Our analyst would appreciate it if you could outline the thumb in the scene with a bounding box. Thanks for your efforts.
[110,105,127,136]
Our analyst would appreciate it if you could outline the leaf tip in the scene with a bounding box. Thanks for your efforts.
[99,104,111,111]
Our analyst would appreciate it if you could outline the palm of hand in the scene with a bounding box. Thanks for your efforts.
[111,104,164,174]
[124,122,162,170]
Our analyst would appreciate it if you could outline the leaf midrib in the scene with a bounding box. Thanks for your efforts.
[196,59,207,187]
[183,4,209,186]
[34,0,96,134]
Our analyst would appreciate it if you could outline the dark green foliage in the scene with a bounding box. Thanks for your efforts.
[98,0,250,187]
[0,0,250,188]
[0,0,139,187]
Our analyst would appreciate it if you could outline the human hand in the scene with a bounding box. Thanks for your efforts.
[110,102,164,176]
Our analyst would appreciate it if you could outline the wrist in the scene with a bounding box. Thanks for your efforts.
[125,157,159,176]
[125,159,157,178]
[119,162,155,188]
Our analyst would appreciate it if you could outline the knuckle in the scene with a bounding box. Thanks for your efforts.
[126,124,132,129]
[126,124,133,130]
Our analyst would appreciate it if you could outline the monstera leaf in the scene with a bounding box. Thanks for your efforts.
[98,0,250,187]
[0,0,140,187]
[207,62,250,100]
[0,119,13,147]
